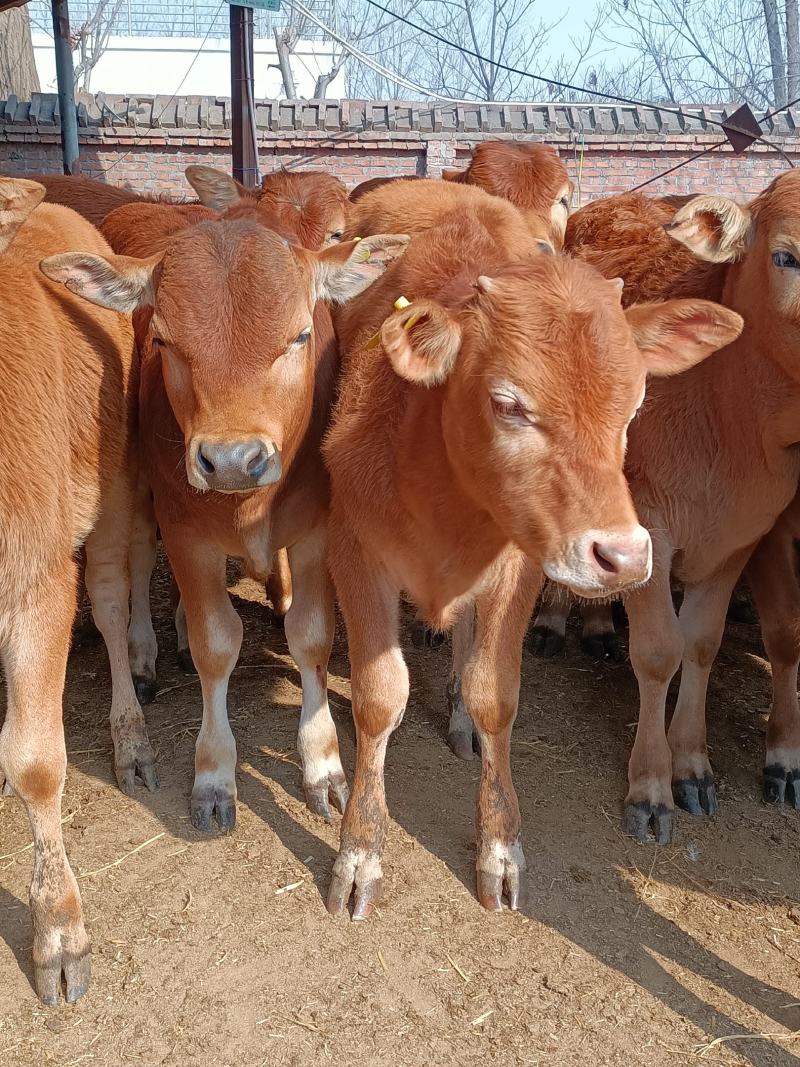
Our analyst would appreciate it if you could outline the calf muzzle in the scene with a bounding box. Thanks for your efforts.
[543,526,652,598]
[188,438,282,493]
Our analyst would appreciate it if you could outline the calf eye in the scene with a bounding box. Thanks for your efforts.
[560,196,570,209]
[773,249,800,269]
[491,393,535,425]
[295,328,312,345]
[329,231,343,242]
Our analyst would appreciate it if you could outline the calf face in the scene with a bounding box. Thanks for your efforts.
[42,222,407,493]
[380,257,742,596]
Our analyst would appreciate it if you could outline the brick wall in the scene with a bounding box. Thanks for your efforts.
[1,95,798,202]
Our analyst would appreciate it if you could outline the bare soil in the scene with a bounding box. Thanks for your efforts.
[2,564,800,1067]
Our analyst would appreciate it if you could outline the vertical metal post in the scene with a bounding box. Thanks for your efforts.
[50,0,79,175]
[229,3,259,188]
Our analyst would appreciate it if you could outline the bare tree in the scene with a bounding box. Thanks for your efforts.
[787,0,800,98]
[0,5,41,99]
[70,0,124,92]
[763,0,787,104]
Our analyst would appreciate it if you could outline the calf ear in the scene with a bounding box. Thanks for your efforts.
[442,168,465,183]
[40,251,162,313]
[381,300,462,386]
[184,165,250,211]
[626,299,744,376]
[310,234,410,303]
[0,178,46,254]
[665,195,751,263]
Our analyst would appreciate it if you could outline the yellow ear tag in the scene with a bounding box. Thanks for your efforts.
[365,295,414,349]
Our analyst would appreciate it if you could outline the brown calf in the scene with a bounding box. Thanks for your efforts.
[350,141,572,248]
[49,181,407,830]
[0,180,153,1004]
[560,174,800,840]
[324,180,740,917]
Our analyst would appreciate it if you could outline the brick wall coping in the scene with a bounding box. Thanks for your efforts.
[2,94,800,149]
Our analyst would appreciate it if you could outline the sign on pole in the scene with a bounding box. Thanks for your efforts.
[227,0,281,10]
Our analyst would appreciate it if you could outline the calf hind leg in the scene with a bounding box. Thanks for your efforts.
[529,581,568,657]
[748,528,800,807]
[580,601,622,662]
[127,480,159,705]
[285,527,348,819]
[0,564,91,1004]
[446,601,478,761]
[85,478,158,793]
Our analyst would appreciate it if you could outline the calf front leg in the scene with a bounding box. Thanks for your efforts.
[580,600,622,661]
[464,551,541,910]
[624,537,681,843]
[85,475,157,793]
[165,534,242,831]
[748,526,800,807]
[266,547,293,627]
[284,526,347,819]
[0,563,91,1005]
[127,478,159,705]
[669,549,751,817]
[326,525,408,920]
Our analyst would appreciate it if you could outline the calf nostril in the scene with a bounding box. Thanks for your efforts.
[592,542,619,574]
[246,447,269,480]
[197,448,215,476]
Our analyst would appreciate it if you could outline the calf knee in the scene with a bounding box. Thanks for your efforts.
[763,622,800,669]
[630,631,683,685]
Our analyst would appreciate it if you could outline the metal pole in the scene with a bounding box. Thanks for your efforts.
[229,3,259,188]
[50,0,79,175]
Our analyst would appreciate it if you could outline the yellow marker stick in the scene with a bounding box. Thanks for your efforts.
[365,296,416,349]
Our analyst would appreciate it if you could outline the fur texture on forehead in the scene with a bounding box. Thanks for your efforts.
[748,168,800,228]
[451,141,571,211]
[256,168,349,249]
[154,219,311,356]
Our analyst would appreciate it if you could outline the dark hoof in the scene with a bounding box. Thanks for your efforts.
[326,873,382,920]
[410,621,445,649]
[727,595,758,625]
[674,774,717,816]
[176,647,196,674]
[477,868,525,912]
[304,774,350,821]
[265,606,286,630]
[763,765,800,808]
[623,800,673,844]
[580,631,624,662]
[114,743,159,795]
[190,787,236,832]
[447,728,479,761]
[528,626,565,658]
[35,947,91,1007]
[133,674,158,706]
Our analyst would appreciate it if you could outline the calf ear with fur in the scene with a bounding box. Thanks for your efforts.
[0,178,46,254]
[381,300,462,386]
[665,195,751,263]
[40,250,162,313]
[184,165,250,211]
[310,234,410,303]
[626,299,744,376]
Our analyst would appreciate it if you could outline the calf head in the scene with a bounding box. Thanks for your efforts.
[186,165,349,250]
[666,172,800,378]
[42,222,407,493]
[380,256,742,597]
[443,142,573,249]
[0,177,46,254]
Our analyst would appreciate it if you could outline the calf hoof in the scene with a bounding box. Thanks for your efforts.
[176,647,196,674]
[304,771,350,821]
[476,838,526,912]
[33,922,91,1007]
[528,626,565,658]
[623,800,673,844]
[133,674,158,706]
[326,848,383,921]
[674,774,718,816]
[190,785,236,832]
[580,631,624,663]
[763,764,800,808]
[447,728,480,762]
[265,606,286,631]
[410,622,445,649]
[113,737,159,795]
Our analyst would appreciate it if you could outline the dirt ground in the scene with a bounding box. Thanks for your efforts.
[2,565,800,1067]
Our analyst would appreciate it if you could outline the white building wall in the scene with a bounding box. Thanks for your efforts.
[32,33,346,99]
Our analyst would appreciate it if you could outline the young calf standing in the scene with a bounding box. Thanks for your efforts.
[47,203,407,831]
[0,179,153,1005]
[324,185,742,917]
